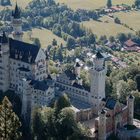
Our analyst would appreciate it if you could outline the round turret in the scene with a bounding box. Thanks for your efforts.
[98,109,107,140]
[127,95,135,125]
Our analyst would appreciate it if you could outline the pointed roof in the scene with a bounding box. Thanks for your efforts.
[1,31,8,44]
[101,109,106,114]
[75,62,80,67]
[129,95,134,99]
[12,2,21,19]
[47,74,52,80]
[96,51,104,59]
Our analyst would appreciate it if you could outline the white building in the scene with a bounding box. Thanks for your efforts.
[0,4,138,140]
[56,52,107,114]
[0,4,55,119]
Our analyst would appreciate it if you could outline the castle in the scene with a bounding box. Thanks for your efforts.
[0,4,138,140]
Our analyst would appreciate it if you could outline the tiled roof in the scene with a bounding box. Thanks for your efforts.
[9,38,39,64]
[124,39,138,48]
[30,80,49,91]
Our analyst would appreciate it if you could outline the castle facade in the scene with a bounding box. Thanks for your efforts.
[0,4,137,140]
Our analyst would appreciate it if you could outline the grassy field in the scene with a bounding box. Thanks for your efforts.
[81,15,134,37]
[55,0,134,10]
[0,0,32,10]
[114,11,140,32]
[24,28,66,49]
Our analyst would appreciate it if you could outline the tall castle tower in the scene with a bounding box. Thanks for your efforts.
[12,3,23,41]
[0,32,10,92]
[98,109,107,140]
[127,95,135,125]
[89,51,107,114]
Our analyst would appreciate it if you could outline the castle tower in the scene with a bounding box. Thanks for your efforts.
[46,51,50,75]
[21,78,32,120]
[98,109,107,140]
[89,51,107,114]
[0,32,10,92]
[12,3,23,41]
[74,61,81,77]
[127,95,135,125]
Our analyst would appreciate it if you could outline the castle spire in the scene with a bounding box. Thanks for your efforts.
[12,2,20,19]
[12,2,23,41]
[89,50,107,114]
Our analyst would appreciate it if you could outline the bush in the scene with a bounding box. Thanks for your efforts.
[114,17,121,24]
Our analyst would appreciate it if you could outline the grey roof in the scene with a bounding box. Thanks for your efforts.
[105,98,117,110]
[96,51,104,59]
[64,70,77,80]
[9,38,40,64]
[71,98,91,109]
[29,80,49,91]
[73,82,90,92]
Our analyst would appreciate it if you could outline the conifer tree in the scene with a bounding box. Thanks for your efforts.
[0,96,21,140]
[107,0,112,8]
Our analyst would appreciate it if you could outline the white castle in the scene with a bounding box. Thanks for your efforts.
[0,4,138,140]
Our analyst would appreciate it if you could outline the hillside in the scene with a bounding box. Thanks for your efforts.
[24,28,66,49]
[55,0,134,10]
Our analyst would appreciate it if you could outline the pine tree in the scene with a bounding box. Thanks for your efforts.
[0,96,21,140]
[55,94,71,112]
[107,0,112,8]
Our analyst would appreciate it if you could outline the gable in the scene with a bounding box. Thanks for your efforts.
[35,48,46,62]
